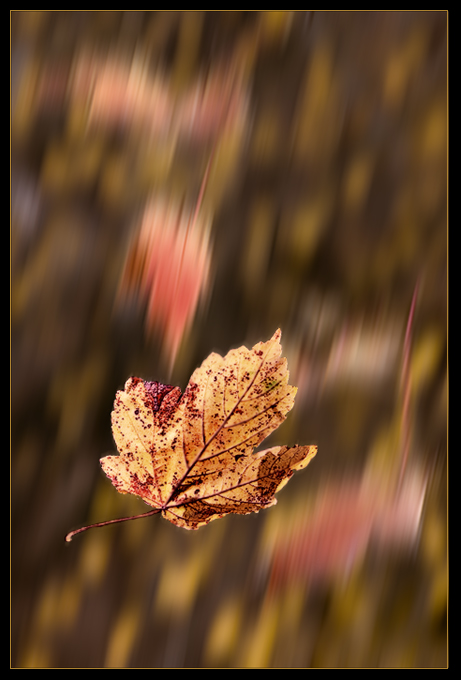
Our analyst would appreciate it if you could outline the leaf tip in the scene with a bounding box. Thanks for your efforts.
[272,328,282,343]
[292,444,318,471]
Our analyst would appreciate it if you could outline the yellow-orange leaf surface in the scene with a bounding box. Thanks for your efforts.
[101,330,317,529]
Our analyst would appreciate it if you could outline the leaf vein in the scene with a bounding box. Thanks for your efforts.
[223,395,288,429]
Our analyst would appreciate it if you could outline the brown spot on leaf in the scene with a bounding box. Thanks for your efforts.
[143,380,177,412]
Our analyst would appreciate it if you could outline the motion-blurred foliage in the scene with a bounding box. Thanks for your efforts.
[11,11,447,668]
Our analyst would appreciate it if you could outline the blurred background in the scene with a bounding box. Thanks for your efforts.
[11,11,447,668]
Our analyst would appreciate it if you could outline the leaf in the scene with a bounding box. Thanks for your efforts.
[95,330,316,532]
[262,466,427,594]
[42,49,250,146]
[117,195,213,365]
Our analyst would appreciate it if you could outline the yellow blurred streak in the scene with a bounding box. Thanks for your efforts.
[421,511,446,569]
[396,219,420,268]
[383,28,427,113]
[89,478,131,524]
[271,584,307,665]
[342,151,374,216]
[283,196,330,266]
[241,198,274,298]
[260,494,287,548]
[383,52,409,112]
[78,528,112,588]
[410,328,445,395]
[98,152,132,206]
[56,573,82,629]
[429,563,448,627]
[410,95,447,217]
[259,11,293,45]
[206,126,249,208]
[364,421,404,495]
[331,572,370,628]
[12,59,39,142]
[48,352,108,452]
[76,485,147,589]
[173,11,203,89]
[66,101,90,141]
[306,42,333,113]
[257,495,292,584]
[156,523,224,619]
[291,41,341,162]
[34,578,60,632]
[105,602,141,668]
[12,433,41,499]
[204,597,243,666]
[155,551,203,618]
[280,583,305,628]
[405,25,429,68]
[335,391,371,453]
[381,642,419,670]
[119,502,153,552]
[435,371,448,428]
[134,142,176,191]
[372,224,414,286]
[19,644,52,670]
[20,577,58,667]
[238,597,280,668]
[69,141,105,190]
[327,578,379,668]
[420,103,447,164]
[40,143,73,192]
[15,10,48,39]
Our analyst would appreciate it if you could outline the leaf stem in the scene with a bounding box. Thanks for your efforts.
[65,507,161,542]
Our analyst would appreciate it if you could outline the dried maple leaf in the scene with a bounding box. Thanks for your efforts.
[66,330,317,539]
